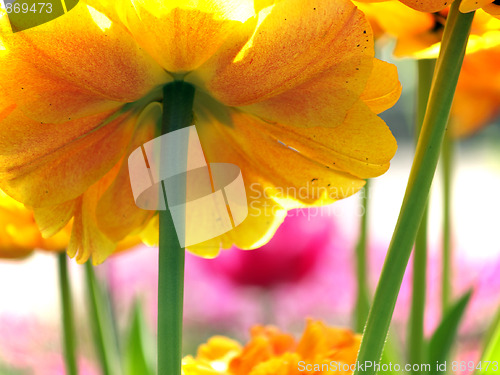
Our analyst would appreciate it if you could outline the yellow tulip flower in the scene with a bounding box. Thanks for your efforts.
[0,0,400,264]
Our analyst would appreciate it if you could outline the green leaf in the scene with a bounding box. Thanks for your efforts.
[478,307,500,375]
[428,290,473,371]
[381,329,404,375]
[125,302,155,375]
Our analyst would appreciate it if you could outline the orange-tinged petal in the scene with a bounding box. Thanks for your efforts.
[483,1,500,18]
[117,0,256,72]
[255,100,397,179]
[360,59,402,114]
[95,103,160,242]
[196,98,370,202]
[460,0,493,13]
[398,0,449,12]
[0,2,168,123]
[240,56,373,129]
[296,320,360,362]
[193,0,374,110]
[0,108,137,207]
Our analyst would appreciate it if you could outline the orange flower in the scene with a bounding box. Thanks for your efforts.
[356,1,500,58]
[450,46,500,137]
[0,0,400,264]
[182,320,361,375]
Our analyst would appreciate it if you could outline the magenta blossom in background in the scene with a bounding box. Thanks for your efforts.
[199,209,333,288]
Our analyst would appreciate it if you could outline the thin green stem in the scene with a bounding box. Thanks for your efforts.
[84,261,122,375]
[441,131,453,314]
[158,81,195,375]
[353,4,474,375]
[58,252,78,375]
[408,58,435,372]
[355,180,370,333]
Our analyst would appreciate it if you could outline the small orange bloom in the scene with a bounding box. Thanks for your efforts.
[182,320,361,375]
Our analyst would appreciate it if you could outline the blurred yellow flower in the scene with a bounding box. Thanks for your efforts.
[356,0,500,58]
[450,46,500,137]
[0,189,69,258]
[182,319,361,375]
[0,0,400,264]
[0,187,142,259]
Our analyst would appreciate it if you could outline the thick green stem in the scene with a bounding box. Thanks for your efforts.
[353,4,474,375]
[355,180,371,333]
[58,252,78,375]
[441,131,453,314]
[408,58,435,371]
[84,262,122,375]
[158,81,195,375]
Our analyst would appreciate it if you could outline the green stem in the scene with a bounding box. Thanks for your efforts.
[408,58,435,371]
[441,131,453,314]
[84,261,122,375]
[355,180,370,333]
[58,252,78,375]
[158,81,195,375]
[353,4,474,375]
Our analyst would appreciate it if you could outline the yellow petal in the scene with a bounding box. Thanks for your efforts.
[193,0,374,109]
[197,336,242,362]
[34,199,76,238]
[187,97,377,256]
[68,180,116,265]
[0,189,70,255]
[460,0,493,13]
[116,0,256,72]
[360,58,402,114]
[0,2,168,123]
[0,108,137,207]
[398,0,450,12]
[95,103,160,242]
[251,100,398,179]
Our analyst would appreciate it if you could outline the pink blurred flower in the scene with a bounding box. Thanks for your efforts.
[0,315,98,375]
